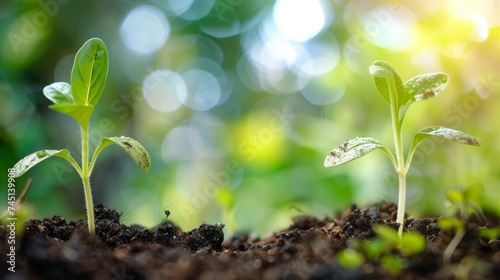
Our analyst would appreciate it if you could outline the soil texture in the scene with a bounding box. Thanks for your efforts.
[1,202,499,279]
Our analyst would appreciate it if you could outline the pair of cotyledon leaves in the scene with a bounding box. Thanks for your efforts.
[324,61,482,168]
[12,38,150,178]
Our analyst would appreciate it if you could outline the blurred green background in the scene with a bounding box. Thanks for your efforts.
[1,0,498,236]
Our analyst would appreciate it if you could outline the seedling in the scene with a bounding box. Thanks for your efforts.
[324,61,482,238]
[440,184,486,263]
[337,224,426,273]
[445,184,485,222]
[438,216,465,263]
[11,38,151,233]
[216,186,236,232]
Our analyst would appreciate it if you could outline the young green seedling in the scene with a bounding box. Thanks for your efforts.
[337,224,426,273]
[10,38,151,233]
[324,61,482,238]
[440,184,486,263]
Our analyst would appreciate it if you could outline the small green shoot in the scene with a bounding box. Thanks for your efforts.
[336,248,365,269]
[438,216,466,263]
[440,184,489,262]
[216,186,236,232]
[372,225,426,257]
[324,61,483,238]
[445,184,484,222]
[337,224,426,274]
[10,38,151,233]
[479,228,500,241]
[479,228,500,250]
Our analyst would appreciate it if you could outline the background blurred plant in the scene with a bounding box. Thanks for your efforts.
[1,0,496,236]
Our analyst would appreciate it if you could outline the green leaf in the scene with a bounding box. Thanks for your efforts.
[479,228,500,240]
[216,187,235,209]
[380,255,404,274]
[407,126,482,168]
[464,183,483,201]
[373,224,400,245]
[445,189,465,206]
[403,73,448,104]
[414,126,483,147]
[400,232,426,256]
[438,217,464,231]
[92,136,151,173]
[12,149,79,178]
[324,137,390,167]
[71,38,108,106]
[43,82,74,105]
[49,104,94,125]
[366,239,391,261]
[337,248,365,269]
[369,61,405,106]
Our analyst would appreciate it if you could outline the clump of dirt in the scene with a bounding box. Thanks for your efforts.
[1,202,499,279]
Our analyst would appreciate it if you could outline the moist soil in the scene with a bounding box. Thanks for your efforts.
[1,202,499,280]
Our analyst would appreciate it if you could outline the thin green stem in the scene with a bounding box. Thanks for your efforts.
[443,228,465,263]
[397,172,406,237]
[80,121,95,233]
[386,79,406,238]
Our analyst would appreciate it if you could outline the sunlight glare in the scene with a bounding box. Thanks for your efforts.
[273,0,327,42]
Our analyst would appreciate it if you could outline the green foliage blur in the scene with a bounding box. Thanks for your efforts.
[1,0,497,236]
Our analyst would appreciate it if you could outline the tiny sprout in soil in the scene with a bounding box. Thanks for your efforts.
[324,60,483,238]
[11,38,151,233]
[440,184,486,263]
[337,224,426,274]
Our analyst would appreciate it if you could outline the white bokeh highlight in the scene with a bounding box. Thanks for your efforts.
[142,70,187,112]
[120,6,170,55]
[273,0,327,42]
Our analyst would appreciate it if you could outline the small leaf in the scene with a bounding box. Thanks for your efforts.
[400,232,426,256]
[369,61,405,106]
[414,126,483,146]
[380,255,404,274]
[438,217,464,231]
[403,73,448,104]
[324,137,387,167]
[71,38,108,106]
[217,187,235,209]
[364,238,387,260]
[93,136,151,172]
[464,183,483,201]
[445,189,465,206]
[43,82,74,105]
[479,228,500,240]
[337,249,365,269]
[12,149,77,178]
[49,104,94,125]
[373,224,399,245]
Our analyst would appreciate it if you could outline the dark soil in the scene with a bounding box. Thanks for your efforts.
[1,202,499,279]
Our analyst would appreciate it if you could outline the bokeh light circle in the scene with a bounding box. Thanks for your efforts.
[153,0,194,16]
[162,114,232,162]
[120,6,170,55]
[182,69,221,111]
[142,70,187,112]
[300,74,345,105]
[162,125,200,160]
[293,38,341,76]
[273,0,327,42]
[179,0,215,20]
[360,4,417,50]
